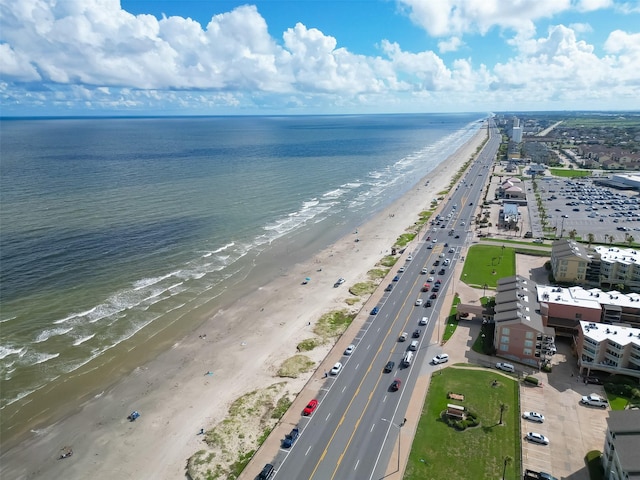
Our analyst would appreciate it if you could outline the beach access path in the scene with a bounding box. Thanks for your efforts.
[0,127,488,480]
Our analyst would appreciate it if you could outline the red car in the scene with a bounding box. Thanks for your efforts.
[390,378,402,391]
[303,399,318,416]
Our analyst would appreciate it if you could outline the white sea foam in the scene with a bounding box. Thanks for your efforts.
[323,188,345,199]
[0,315,17,324]
[0,346,25,360]
[54,307,96,324]
[33,352,60,365]
[34,327,73,343]
[72,334,95,346]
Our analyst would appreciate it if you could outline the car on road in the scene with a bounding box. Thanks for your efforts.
[421,267,428,274]
[438,269,446,275]
[419,316,428,325]
[448,247,455,253]
[526,432,549,445]
[344,344,355,355]
[393,275,400,282]
[581,394,608,408]
[385,284,393,292]
[406,255,413,261]
[330,362,343,375]
[282,427,299,448]
[454,235,460,238]
[427,276,434,282]
[415,298,423,306]
[333,277,345,287]
[496,362,515,372]
[435,279,441,284]
[370,306,379,315]
[303,399,318,416]
[533,238,544,244]
[430,269,436,274]
[431,353,449,365]
[258,463,275,480]
[399,332,408,342]
[422,283,431,292]
[390,378,402,391]
[430,293,437,299]
[383,361,395,373]
[412,329,421,338]
[425,300,432,307]
[523,411,545,423]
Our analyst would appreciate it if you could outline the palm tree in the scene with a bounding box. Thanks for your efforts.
[628,235,635,246]
[568,229,577,240]
[502,455,513,480]
[499,402,508,425]
[609,234,615,245]
[587,233,594,247]
[604,233,610,245]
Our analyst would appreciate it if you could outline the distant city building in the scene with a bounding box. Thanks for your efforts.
[511,126,523,143]
[527,164,546,176]
[576,321,640,379]
[602,410,640,480]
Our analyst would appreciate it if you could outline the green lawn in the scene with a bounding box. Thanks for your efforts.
[549,168,592,178]
[461,245,516,288]
[404,368,521,480]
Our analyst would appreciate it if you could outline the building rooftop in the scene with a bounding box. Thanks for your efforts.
[607,410,640,476]
[551,239,591,262]
[538,285,640,310]
[581,320,640,347]
[594,245,640,266]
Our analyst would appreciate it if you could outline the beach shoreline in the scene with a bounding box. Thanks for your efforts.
[0,125,488,480]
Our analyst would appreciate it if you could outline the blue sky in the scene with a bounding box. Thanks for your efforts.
[1,0,639,116]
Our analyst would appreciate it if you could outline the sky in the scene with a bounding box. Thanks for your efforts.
[1,0,639,116]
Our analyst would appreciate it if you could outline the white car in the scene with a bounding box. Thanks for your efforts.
[330,362,343,375]
[344,344,355,356]
[581,394,608,408]
[448,247,455,253]
[523,411,545,423]
[427,276,434,282]
[526,432,549,445]
[406,255,413,262]
[431,353,449,365]
[421,268,428,274]
[415,298,423,306]
[432,238,438,243]
[419,316,428,325]
[398,266,406,273]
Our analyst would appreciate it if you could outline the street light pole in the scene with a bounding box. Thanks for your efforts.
[381,418,404,474]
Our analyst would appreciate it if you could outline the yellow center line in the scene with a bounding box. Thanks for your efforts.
[308,252,432,479]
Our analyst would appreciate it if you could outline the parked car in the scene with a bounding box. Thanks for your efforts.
[585,376,603,385]
[406,255,413,261]
[383,361,395,373]
[282,427,299,448]
[390,378,402,391]
[581,394,608,408]
[333,277,345,287]
[258,463,275,480]
[438,269,446,275]
[385,284,393,292]
[330,362,343,375]
[430,293,437,299]
[412,329,421,338]
[523,411,545,423]
[393,275,400,281]
[303,399,318,416]
[370,307,379,315]
[344,344,355,355]
[425,300,432,307]
[398,266,405,273]
[526,432,549,445]
[431,353,449,365]
[496,362,515,372]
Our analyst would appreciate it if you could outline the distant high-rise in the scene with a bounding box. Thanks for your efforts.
[511,126,523,143]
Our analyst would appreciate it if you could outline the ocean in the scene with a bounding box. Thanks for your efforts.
[0,113,484,443]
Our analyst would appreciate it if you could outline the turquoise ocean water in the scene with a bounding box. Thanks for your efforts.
[0,114,484,442]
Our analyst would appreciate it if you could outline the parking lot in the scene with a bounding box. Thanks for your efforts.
[526,177,640,244]
[520,340,609,479]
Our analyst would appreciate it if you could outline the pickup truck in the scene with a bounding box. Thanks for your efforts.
[282,427,299,448]
[524,469,558,480]
[581,394,608,408]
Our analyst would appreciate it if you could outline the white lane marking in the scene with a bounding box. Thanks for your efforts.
[325,413,331,421]
[354,459,360,471]
[305,445,312,456]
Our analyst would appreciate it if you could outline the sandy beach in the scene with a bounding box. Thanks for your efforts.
[0,125,487,480]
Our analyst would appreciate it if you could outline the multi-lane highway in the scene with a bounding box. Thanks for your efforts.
[266,120,501,480]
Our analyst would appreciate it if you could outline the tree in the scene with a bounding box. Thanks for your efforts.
[499,402,508,425]
[502,455,513,480]
[568,229,577,240]
[604,233,610,245]
[587,233,595,247]
[628,235,635,246]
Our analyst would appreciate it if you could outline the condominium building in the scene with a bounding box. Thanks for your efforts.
[576,321,640,379]
[550,239,591,283]
[602,410,640,480]
[593,246,640,291]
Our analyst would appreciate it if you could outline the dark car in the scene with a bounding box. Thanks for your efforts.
[390,378,402,391]
[282,427,299,448]
[586,376,603,385]
[432,285,440,292]
[370,306,379,315]
[430,269,436,274]
[258,463,275,480]
[383,361,395,373]
[430,293,437,299]
[413,329,422,338]
[454,235,460,239]
[433,260,440,266]
[425,300,432,307]
[438,269,446,275]
[385,284,393,292]
[393,275,400,282]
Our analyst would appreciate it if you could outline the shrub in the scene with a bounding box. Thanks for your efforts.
[524,376,539,385]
